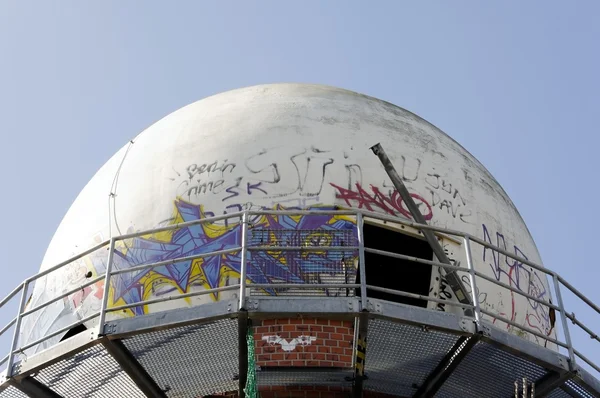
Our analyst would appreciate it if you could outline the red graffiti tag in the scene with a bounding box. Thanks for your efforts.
[330,183,433,220]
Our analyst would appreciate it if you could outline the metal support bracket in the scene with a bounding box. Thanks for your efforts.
[101,338,167,398]
[533,370,574,397]
[352,311,369,398]
[9,377,65,398]
[413,334,480,398]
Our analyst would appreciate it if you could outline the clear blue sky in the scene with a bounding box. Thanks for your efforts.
[0,1,598,375]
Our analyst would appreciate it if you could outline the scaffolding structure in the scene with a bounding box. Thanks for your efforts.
[0,209,598,398]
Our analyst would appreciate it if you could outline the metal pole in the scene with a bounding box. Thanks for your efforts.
[463,237,481,326]
[356,213,368,309]
[239,212,249,311]
[7,281,29,378]
[553,274,576,369]
[238,311,248,398]
[370,143,473,315]
[98,238,117,336]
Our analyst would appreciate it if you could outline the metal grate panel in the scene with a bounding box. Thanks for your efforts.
[0,385,28,398]
[256,368,353,386]
[33,344,145,398]
[566,379,597,398]
[363,318,461,397]
[248,223,359,298]
[437,341,548,398]
[124,318,238,398]
[548,388,575,398]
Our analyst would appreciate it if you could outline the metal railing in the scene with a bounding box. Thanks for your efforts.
[0,209,598,381]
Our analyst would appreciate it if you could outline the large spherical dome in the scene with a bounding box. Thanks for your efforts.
[22,84,551,351]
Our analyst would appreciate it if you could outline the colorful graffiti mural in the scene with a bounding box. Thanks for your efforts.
[84,199,358,316]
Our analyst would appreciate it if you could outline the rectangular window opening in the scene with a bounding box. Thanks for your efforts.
[356,223,434,308]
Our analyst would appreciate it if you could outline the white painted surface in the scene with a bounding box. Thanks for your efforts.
[21,84,555,352]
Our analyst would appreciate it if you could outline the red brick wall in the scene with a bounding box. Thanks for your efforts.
[253,318,355,368]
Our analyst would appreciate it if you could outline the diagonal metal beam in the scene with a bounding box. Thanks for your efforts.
[534,370,574,397]
[101,338,167,398]
[370,143,473,316]
[413,335,479,398]
[9,377,64,398]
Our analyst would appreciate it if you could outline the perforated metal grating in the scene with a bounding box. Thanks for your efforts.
[256,368,353,386]
[33,344,145,398]
[124,318,238,398]
[436,341,548,398]
[566,380,597,398]
[363,318,461,397]
[248,224,359,298]
[0,385,28,398]
[548,387,575,398]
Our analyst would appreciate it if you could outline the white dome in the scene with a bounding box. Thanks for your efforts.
[22,84,553,351]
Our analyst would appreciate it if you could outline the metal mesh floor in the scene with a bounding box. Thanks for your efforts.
[256,368,353,386]
[565,379,597,398]
[0,386,28,398]
[436,341,548,398]
[33,344,145,398]
[124,318,238,398]
[363,318,461,397]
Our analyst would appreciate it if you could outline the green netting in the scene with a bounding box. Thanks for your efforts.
[244,326,258,398]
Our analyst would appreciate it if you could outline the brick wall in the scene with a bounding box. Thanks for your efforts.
[253,318,354,368]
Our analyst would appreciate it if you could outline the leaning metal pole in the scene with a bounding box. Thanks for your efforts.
[370,143,473,315]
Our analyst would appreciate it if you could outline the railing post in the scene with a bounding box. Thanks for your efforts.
[7,280,29,378]
[553,274,576,369]
[356,213,367,310]
[98,238,117,335]
[463,237,481,326]
[239,211,249,311]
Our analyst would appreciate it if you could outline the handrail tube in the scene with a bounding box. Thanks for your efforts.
[17,313,99,353]
[0,353,8,367]
[365,284,476,310]
[464,237,481,325]
[0,317,17,338]
[574,348,600,375]
[110,247,242,276]
[557,275,600,316]
[114,211,245,240]
[364,247,467,272]
[0,284,25,309]
[248,209,358,216]
[360,209,552,276]
[248,246,359,252]
[106,285,240,313]
[22,240,109,285]
[21,275,105,317]
[357,213,367,310]
[473,271,560,312]
[7,281,29,377]
[553,274,576,368]
[479,308,566,348]
[467,235,552,277]
[249,283,361,289]
[360,210,467,236]
[97,239,116,333]
[565,313,600,343]
[239,212,249,311]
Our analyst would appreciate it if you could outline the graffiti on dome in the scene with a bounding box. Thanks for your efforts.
[84,199,359,316]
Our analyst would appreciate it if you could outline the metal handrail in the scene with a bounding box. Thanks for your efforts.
[110,247,242,276]
[0,208,597,380]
